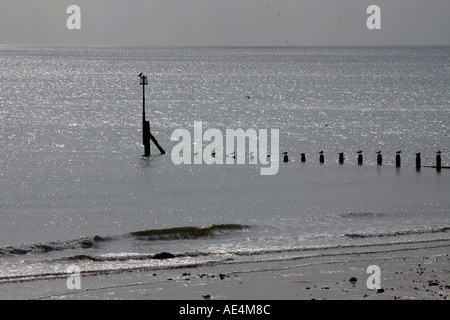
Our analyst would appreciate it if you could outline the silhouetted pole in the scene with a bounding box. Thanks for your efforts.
[376,151,383,165]
[300,153,306,163]
[338,152,344,165]
[357,151,363,165]
[415,153,421,170]
[396,151,401,167]
[436,151,442,172]
[283,152,289,163]
[139,73,165,157]
[319,151,324,164]
[139,73,150,157]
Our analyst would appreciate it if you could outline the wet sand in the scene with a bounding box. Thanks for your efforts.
[21,244,449,301]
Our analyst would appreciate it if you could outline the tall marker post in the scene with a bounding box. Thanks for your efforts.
[138,73,165,158]
[139,73,150,157]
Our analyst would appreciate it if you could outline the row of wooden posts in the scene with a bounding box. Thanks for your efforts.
[281,151,446,171]
[137,74,445,172]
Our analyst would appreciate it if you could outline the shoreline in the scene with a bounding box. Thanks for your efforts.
[12,244,447,300]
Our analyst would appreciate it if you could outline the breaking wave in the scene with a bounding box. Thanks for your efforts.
[130,224,249,240]
[345,227,450,239]
[0,224,249,256]
[0,237,97,255]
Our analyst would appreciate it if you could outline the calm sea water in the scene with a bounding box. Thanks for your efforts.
[0,46,449,292]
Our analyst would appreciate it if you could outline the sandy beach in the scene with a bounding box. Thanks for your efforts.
[1,240,445,301]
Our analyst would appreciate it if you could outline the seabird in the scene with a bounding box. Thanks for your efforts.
[376,151,381,154]
[437,151,442,154]
[138,73,143,77]
[357,150,362,154]
[300,153,306,162]
[396,151,402,154]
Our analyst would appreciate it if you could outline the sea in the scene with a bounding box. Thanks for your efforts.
[0,45,449,298]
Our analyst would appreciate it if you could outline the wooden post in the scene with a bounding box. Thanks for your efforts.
[357,151,363,165]
[415,153,421,170]
[376,151,383,166]
[338,152,344,164]
[150,133,166,155]
[436,151,442,172]
[300,153,306,163]
[319,151,324,164]
[139,73,150,157]
[283,152,289,163]
[396,151,401,167]
[143,120,150,157]
[139,73,165,157]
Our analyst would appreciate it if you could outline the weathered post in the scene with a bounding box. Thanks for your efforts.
[436,151,442,172]
[338,152,344,165]
[138,73,165,157]
[139,73,150,157]
[396,151,401,167]
[376,151,383,165]
[357,151,363,165]
[300,153,306,163]
[283,152,289,163]
[319,151,324,164]
[415,153,421,170]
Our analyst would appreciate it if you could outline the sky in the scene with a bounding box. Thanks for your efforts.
[0,0,449,46]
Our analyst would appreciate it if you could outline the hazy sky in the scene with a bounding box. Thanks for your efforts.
[1,0,449,46]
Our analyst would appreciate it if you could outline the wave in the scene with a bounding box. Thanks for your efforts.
[0,237,96,255]
[3,238,450,286]
[130,224,249,241]
[345,227,450,238]
[0,224,249,256]
[341,212,384,218]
